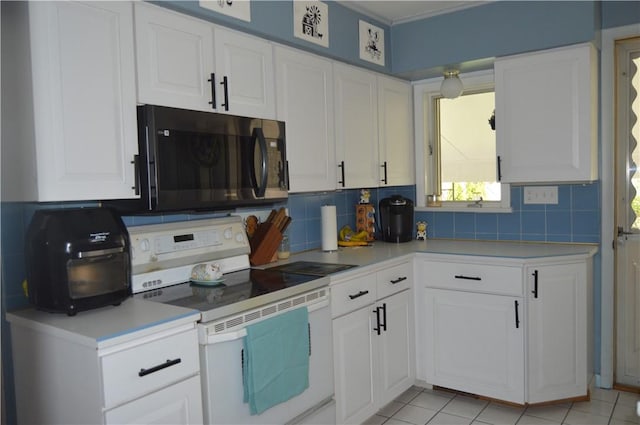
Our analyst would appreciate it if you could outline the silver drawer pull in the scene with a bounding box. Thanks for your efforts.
[454,275,482,281]
[390,276,407,284]
[138,358,181,377]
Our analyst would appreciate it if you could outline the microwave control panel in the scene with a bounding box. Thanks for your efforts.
[128,217,249,270]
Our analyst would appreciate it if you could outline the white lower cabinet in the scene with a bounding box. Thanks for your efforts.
[332,261,415,424]
[8,306,203,425]
[526,262,588,403]
[417,255,590,405]
[424,289,524,403]
[104,375,202,425]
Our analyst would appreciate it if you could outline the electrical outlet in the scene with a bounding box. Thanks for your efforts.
[523,186,559,204]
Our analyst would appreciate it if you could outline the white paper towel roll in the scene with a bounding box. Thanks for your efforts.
[321,205,338,251]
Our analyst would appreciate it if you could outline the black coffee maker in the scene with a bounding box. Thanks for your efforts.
[379,195,414,243]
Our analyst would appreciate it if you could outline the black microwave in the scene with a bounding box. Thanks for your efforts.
[107,105,288,213]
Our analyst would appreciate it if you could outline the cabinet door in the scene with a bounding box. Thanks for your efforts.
[495,43,597,183]
[134,2,215,112]
[104,375,203,425]
[378,290,415,405]
[334,63,379,189]
[214,27,275,119]
[28,1,138,201]
[333,305,378,425]
[424,289,525,404]
[378,76,414,186]
[275,46,335,192]
[527,263,587,403]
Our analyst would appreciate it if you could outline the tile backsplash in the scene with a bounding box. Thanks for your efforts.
[1,182,599,311]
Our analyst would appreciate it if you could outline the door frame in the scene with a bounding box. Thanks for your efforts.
[600,23,640,389]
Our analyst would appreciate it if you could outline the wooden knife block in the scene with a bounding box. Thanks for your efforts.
[249,222,283,266]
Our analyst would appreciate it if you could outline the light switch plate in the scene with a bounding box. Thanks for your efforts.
[523,186,559,204]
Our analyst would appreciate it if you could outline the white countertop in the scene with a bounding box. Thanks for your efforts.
[268,239,598,275]
[6,298,200,350]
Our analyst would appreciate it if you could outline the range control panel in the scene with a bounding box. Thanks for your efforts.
[127,216,250,274]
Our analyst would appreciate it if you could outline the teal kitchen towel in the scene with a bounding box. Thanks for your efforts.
[242,307,310,415]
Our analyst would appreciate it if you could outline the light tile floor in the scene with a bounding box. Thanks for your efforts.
[365,382,640,425]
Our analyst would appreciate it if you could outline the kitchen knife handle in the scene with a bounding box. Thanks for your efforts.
[208,73,217,109]
[532,270,538,298]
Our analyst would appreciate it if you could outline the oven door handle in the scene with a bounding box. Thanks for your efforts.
[201,298,329,344]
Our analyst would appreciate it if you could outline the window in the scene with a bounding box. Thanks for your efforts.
[414,70,511,212]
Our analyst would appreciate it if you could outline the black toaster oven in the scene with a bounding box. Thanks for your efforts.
[25,207,131,316]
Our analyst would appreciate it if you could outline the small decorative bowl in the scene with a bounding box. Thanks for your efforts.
[190,263,222,282]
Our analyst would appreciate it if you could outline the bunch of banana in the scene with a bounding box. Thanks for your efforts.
[338,225,370,247]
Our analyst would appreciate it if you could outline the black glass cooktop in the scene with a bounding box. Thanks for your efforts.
[264,261,357,276]
[133,268,323,320]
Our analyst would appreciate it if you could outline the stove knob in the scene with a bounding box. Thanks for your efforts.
[140,238,151,252]
[235,232,244,243]
[224,227,233,240]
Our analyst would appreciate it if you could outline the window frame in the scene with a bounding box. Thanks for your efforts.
[413,69,512,213]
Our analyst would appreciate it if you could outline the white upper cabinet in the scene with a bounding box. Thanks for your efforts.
[214,27,275,119]
[134,2,214,112]
[2,1,138,202]
[495,43,597,183]
[275,46,336,192]
[378,76,414,187]
[334,62,380,189]
[134,3,275,119]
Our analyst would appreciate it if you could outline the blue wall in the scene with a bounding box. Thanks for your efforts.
[391,1,599,79]
[602,1,640,29]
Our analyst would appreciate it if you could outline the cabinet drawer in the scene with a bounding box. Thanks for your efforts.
[331,272,376,318]
[377,262,412,299]
[101,328,199,408]
[421,261,522,296]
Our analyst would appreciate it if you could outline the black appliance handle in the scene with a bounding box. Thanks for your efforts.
[139,358,181,377]
[221,76,229,111]
[76,247,125,259]
[253,128,268,198]
[207,73,217,109]
[338,161,345,187]
[381,161,388,184]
